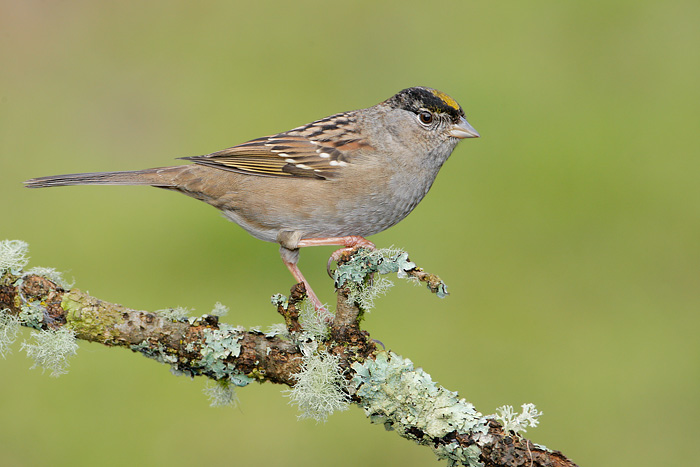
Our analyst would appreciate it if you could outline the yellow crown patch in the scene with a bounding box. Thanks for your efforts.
[430,89,460,112]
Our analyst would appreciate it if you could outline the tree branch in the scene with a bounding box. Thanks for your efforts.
[0,245,578,467]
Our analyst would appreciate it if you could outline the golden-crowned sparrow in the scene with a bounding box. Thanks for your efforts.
[25,87,479,310]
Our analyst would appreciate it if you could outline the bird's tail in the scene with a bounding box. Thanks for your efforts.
[24,168,177,188]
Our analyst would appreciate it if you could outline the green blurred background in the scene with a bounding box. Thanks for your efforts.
[1,1,698,465]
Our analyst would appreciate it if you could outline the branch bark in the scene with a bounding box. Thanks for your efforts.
[0,252,578,467]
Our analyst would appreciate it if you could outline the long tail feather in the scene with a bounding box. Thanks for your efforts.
[24,168,174,188]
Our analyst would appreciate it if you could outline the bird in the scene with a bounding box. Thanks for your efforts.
[25,86,479,312]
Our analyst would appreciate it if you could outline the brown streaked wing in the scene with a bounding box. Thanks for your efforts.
[181,113,372,180]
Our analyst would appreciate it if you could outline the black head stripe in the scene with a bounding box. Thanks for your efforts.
[388,87,465,122]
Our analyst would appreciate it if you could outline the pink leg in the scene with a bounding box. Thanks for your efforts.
[283,259,333,320]
[297,235,375,250]
[283,236,375,317]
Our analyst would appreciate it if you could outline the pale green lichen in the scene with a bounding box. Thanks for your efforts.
[333,248,403,287]
[0,310,21,358]
[19,301,45,329]
[351,352,488,466]
[434,282,449,299]
[230,373,255,386]
[136,341,179,365]
[285,342,350,422]
[25,266,74,289]
[129,341,151,354]
[348,276,393,310]
[0,240,30,274]
[199,324,245,380]
[211,302,229,317]
[203,379,239,407]
[264,323,289,338]
[270,293,289,309]
[157,302,227,324]
[273,293,329,339]
[156,306,192,322]
[0,239,72,290]
[20,328,78,377]
[130,322,254,407]
[434,443,484,467]
[334,248,447,305]
[129,341,178,367]
[491,403,542,434]
[195,325,254,406]
[297,300,330,340]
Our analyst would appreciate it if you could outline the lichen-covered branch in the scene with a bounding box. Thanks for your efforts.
[0,241,578,467]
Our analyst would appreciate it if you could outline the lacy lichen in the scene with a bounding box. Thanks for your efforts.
[203,379,239,407]
[491,403,542,434]
[285,342,350,422]
[25,266,74,289]
[0,240,30,274]
[0,310,21,358]
[297,300,330,340]
[20,328,78,377]
[211,302,229,317]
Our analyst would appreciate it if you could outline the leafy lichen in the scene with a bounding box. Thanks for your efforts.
[435,283,449,299]
[351,352,488,466]
[334,248,448,304]
[434,443,483,467]
[156,306,192,322]
[130,340,179,365]
[270,293,288,309]
[198,324,246,381]
[18,301,45,330]
[230,373,255,387]
[264,323,289,338]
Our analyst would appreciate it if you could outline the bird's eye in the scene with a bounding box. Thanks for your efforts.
[418,111,433,125]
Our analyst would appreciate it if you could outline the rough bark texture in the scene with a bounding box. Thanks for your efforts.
[1,265,578,467]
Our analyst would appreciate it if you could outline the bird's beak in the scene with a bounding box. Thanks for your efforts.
[449,116,480,139]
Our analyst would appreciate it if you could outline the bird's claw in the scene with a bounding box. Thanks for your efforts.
[326,242,376,278]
